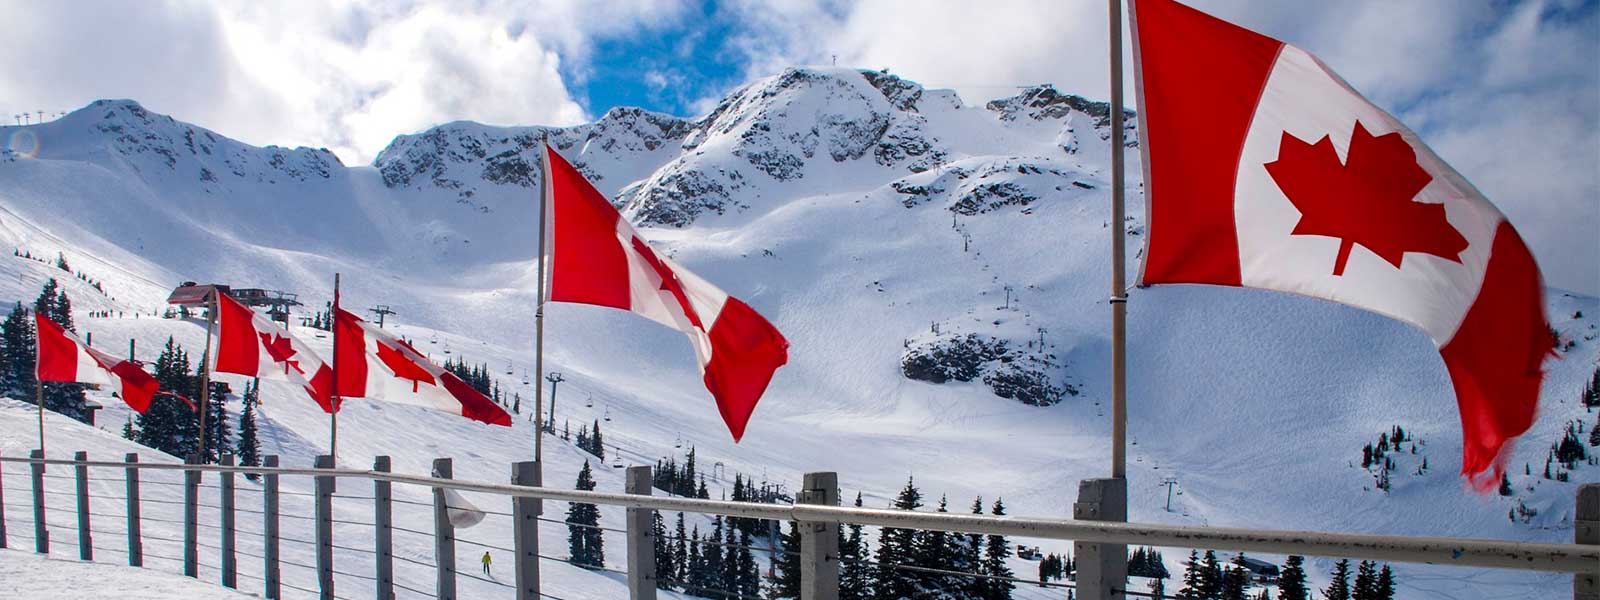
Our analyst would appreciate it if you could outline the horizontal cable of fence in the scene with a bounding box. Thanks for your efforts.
[658,532,798,556]
[2,454,1595,575]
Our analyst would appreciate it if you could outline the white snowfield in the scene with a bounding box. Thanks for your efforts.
[0,66,1594,599]
[0,548,256,599]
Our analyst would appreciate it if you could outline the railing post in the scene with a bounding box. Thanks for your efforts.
[183,453,200,577]
[1073,478,1128,600]
[30,449,48,554]
[264,455,281,599]
[74,450,91,561]
[512,460,542,600]
[125,453,142,566]
[1577,483,1598,600]
[0,451,8,550]
[374,456,395,600]
[432,458,457,600]
[314,454,336,600]
[625,465,658,600]
[798,471,839,600]
[221,454,237,589]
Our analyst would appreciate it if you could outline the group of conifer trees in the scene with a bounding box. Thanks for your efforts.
[1173,552,1395,600]
[0,279,90,421]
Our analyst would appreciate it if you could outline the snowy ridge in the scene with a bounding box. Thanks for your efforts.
[0,65,1595,599]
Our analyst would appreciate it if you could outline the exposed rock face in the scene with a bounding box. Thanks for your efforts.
[86,100,341,186]
[890,157,1095,215]
[901,332,1076,406]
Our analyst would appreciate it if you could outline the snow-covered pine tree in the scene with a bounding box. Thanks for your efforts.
[872,477,924,600]
[1179,550,1203,598]
[565,461,603,568]
[137,337,199,458]
[0,302,36,400]
[1220,552,1249,600]
[1197,550,1223,599]
[674,512,689,587]
[981,498,1015,600]
[1323,559,1352,600]
[237,393,261,481]
[704,516,726,595]
[1277,555,1308,600]
[840,493,872,600]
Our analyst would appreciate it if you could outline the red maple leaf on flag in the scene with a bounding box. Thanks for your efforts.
[258,332,304,375]
[1265,121,1469,276]
[376,341,436,393]
[630,236,707,331]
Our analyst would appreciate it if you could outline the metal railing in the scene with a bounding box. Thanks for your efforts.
[0,450,1595,600]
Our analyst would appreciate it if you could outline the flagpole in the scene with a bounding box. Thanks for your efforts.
[198,290,218,463]
[35,357,45,459]
[1108,0,1128,480]
[331,273,341,466]
[534,137,550,474]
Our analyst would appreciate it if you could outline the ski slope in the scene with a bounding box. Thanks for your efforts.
[0,66,1595,599]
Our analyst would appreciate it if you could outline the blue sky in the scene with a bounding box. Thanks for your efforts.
[565,0,751,119]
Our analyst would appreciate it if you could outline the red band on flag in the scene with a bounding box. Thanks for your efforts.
[702,298,789,442]
[34,312,79,382]
[547,147,632,309]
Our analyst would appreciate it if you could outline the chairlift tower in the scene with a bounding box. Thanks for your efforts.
[368,304,396,328]
[544,372,565,433]
[1161,477,1179,512]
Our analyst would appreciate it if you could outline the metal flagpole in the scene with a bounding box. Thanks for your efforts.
[1108,0,1129,480]
[534,138,550,474]
[35,360,45,460]
[331,273,341,465]
[198,291,218,463]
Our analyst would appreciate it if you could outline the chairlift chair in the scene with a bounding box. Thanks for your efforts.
[585,395,594,408]
[603,406,611,422]
[611,447,624,468]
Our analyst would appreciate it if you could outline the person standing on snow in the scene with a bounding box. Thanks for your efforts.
[481,551,492,575]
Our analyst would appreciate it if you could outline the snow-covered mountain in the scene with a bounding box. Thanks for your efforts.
[0,66,1595,599]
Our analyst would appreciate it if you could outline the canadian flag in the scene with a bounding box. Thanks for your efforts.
[213,292,335,411]
[543,146,789,441]
[1131,0,1553,484]
[332,307,511,426]
[34,312,159,413]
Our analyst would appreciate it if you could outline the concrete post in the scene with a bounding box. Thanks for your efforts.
[625,465,657,600]
[1073,478,1129,600]
[314,454,336,600]
[30,449,47,554]
[432,458,457,600]
[374,456,395,600]
[512,460,542,600]
[74,451,91,560]
[184,453,200,577]
[798,471,839,600]
[264,455,281,599]
[1576,484,1598,600]
[221,454,237,589]
[125,453,142,566]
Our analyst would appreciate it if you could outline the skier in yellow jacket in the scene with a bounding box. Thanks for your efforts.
[481,551,492,575]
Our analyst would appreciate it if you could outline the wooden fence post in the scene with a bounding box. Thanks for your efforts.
[1073,478,1128,600]
[625,465,657,600]
[30,449,47,554]
[125,453,142,566]
[183,453,200,578]
[74,451,91,560]
[798,471,839,600]
[264,455,281,599]
[314,454,336,600]
[512,460,541,600]
[221,454,237,588]
[374,455,394,600]
[432,458,457,600]
[0,450,8,549]
[1577,483,1598,600]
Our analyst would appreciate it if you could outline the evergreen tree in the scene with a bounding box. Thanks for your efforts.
[201,362,230,463]
[1220,553,1249,600]
[705,517,727,597]
[1179,550,1204,599]
[1351,561,1378,600]
[1197,550,1223,599]
[136,337,198,458]
[962,497,987,599]
[840,493,872,600]
[236,393,261,481]
[734,528,760,599]
[674,512,690,586]
[1498,473,1513,496]
[565,461,603,568]
[915,495,962,594]
[770,520,802,597]
[0,302,36,400]
[1323,559,1352,600]
[980,498,1015,600]
[1277,556,1308,600]
[653,510,674,590]
[122,415,136,440]
[32,281,88,422]
[1374,565,1395,600]
[872,477,924,600]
